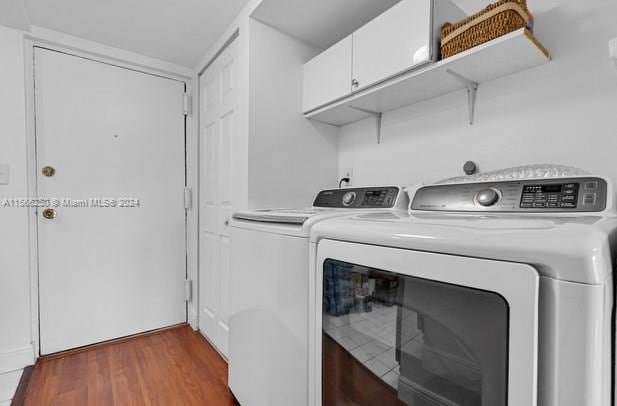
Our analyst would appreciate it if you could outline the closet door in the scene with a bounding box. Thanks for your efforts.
[199,38,239,357]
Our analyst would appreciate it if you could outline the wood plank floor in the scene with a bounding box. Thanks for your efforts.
[22,325,239,405]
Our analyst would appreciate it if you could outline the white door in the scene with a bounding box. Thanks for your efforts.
[35,48,187,355]
[352,0,432,91]
[199,39,239,357]
[302,35,353,113]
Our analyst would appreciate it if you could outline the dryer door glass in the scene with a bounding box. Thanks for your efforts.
[322,259,509,406]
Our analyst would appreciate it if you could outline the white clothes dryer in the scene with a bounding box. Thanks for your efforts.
[310,176,617,406]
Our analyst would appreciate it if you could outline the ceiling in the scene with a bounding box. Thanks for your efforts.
[0,0,29,31]
[17,0,251,67]
[252,0,401,50]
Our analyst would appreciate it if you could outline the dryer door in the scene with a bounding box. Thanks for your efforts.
[313,240,539,406]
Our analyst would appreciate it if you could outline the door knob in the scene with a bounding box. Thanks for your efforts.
[42,208,57,220]
[42,166,56,177]
[352,79,359,88]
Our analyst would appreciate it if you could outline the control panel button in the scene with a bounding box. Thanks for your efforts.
[342,192,356,206]
[476,189,500,207]
[583,193,596,205]
[584,182,598,190]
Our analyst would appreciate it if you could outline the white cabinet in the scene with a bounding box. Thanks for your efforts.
[352,0,433,91]
[302,35,352,113]
[302,0,466,114]
[306,29,551,127]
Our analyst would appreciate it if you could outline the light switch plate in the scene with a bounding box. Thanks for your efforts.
[610,37,617,66]
[0,164,9,185]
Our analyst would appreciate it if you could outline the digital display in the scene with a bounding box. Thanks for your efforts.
[362,189,391,207]
[364,190,385,197]
[520,183,579,209]
[522,184,563,193]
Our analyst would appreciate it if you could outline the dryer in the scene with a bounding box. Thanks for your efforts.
[309,176,617,406]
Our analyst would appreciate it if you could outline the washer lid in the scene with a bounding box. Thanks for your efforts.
[310,211,617,285]
[231,186,410,226]
[232,209,323,225]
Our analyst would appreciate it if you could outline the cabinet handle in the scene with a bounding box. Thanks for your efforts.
[352,79,359,88]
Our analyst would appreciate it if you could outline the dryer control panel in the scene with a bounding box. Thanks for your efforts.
[313,187,401,209]
[411,177,608,212]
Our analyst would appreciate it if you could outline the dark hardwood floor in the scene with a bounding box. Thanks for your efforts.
[21,325,239,405]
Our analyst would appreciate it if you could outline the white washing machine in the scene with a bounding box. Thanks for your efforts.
[309,176,617,406]
[228,186,409,406]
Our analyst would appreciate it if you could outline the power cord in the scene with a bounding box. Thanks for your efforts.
[339,177,350,189]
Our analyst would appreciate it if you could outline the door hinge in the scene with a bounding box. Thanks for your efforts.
[184,187,193,210]
[185,279,193,302]
[183,92,191,116]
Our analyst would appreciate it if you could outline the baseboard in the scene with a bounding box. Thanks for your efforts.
[0,346,35,376]
[0,370,23,404]
[0,345,36,404]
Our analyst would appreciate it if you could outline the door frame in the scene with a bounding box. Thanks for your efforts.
[23,36,198,357]
[311,238,540,406]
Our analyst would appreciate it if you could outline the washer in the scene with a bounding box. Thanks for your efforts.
[228,186,409,406]
[309,176,617,406]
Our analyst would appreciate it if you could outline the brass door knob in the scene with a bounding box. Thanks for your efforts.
[42,208,57,220]
[42,166,56,177]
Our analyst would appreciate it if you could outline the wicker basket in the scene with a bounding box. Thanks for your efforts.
[441,0,531,60]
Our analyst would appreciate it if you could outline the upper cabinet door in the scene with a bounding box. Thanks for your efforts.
[352,0,433,91]
[303,35,352,113]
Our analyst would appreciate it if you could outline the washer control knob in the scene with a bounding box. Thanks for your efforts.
[342,191,356,206]
[476,188,499,207]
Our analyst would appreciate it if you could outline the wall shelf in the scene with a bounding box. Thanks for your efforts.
[305,28,550,128]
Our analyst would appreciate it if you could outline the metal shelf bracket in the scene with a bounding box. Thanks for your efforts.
[446,69,479,125]
[349,106,383,144]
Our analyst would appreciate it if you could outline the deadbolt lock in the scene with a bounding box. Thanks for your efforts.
[42,166,56,177]
[42,208,57,220]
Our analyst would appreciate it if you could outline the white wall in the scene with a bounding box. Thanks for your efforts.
[248,20,338,208]
[0,24,34,405]
[338,0,617,187]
